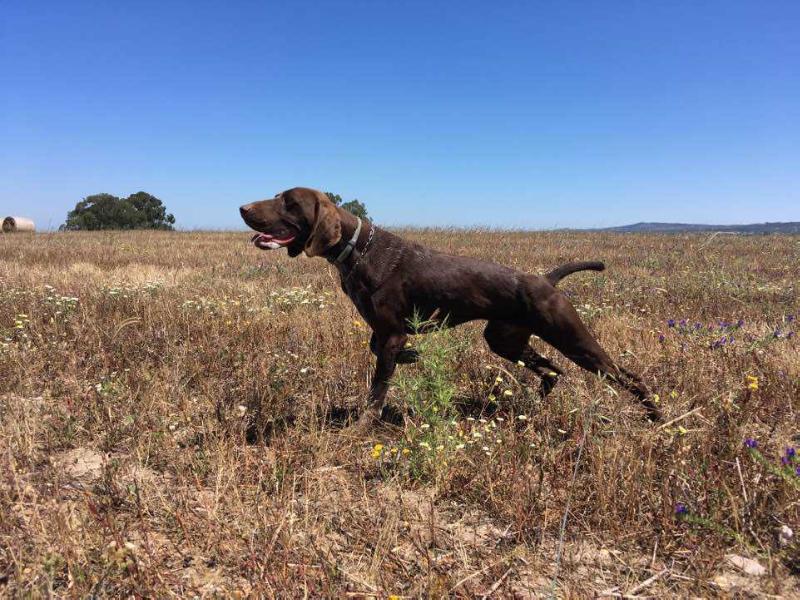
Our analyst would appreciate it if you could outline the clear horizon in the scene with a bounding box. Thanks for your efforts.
[2,1,799,230]
[17,219,800,234]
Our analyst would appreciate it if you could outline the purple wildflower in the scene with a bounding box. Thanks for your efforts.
[737,319,745,327]
[788,332,795,340]
[694,322,702,330]
[675,503,688,516]
[744,438,758,449]
[787,315,795,323]
[787,447,796,460]
[774,329,782,338]
[667,319,676,328]
[658,333,665,343]
[679,319,687,327]
[796,466,800,477]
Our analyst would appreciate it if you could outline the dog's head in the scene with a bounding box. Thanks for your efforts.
[240,187,342,257]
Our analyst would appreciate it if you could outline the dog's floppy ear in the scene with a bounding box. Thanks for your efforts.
[304,194,342,257]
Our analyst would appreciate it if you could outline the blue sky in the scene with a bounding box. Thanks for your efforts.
[2,1,799,230]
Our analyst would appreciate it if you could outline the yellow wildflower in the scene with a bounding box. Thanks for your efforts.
[371,443,384,459]
[746,375,758,391]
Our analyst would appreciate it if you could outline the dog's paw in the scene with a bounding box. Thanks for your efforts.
[643,400,663,423]
[346,406,382,434]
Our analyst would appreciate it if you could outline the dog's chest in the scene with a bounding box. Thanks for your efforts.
[341,275,374,322]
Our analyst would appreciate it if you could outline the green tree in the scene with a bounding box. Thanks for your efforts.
[126,192,176,229]
[340,199,368,219]
[62,192,175,230]
[324,191,369,220]
[324,192,343,205]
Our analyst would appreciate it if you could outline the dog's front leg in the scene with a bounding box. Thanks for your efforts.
[370,331,419,364]
[356,332,407,428]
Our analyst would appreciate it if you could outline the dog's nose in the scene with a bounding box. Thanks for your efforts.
[239,204,252,218]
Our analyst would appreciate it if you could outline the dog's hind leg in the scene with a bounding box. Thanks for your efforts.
[529,291,661,420]
[560,349,661,421]
[483,321,564,398]
[610,364,661,420]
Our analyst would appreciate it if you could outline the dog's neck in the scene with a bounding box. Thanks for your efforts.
[324,209,373,270]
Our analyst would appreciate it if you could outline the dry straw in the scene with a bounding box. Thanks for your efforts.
[2,216,35,233]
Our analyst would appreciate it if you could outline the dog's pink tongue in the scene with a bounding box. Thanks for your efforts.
[252,234,272,250]
[250,232,296,250]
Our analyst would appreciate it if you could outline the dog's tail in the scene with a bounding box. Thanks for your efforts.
[546,261,605,286]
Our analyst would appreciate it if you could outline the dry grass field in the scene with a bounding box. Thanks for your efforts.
[1,229,798,598]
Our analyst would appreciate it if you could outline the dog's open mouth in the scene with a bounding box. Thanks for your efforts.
[251,232,297,250]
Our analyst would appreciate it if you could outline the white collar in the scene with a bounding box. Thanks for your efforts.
[334,217,362,264]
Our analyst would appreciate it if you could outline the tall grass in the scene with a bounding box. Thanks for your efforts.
[0,229,797,597]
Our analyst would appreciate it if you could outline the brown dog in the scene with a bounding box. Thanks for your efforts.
[240,187,660,426]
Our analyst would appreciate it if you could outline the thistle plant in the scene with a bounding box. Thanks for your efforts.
[675,438,800,552]
[744,439,800,491]
[391,313,467,482]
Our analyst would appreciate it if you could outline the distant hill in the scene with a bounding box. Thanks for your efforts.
[599,222,800,234]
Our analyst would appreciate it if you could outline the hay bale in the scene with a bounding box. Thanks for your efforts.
[2,217,35,233]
